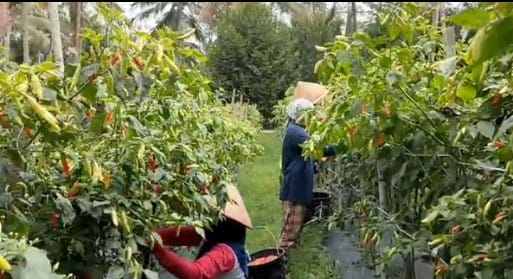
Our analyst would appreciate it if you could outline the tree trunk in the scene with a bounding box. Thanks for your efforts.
[0,2,11,55]
[172,3,184,31]
[70,2,82,51]
[429,2,441,62]
[344,2,357,36]
[48,2,64,74]
[443,26,456,57]
[22,2,31,64]
[431,2,440,27]
[439,3,456,57]
[376,163,388,279]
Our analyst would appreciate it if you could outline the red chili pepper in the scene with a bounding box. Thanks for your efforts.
[61,155,72,179]
[494,212,506,223]
[493,140,506,149]
[105,111,114,125]
[148,155,158,172]
[375,132,385,147]
[155,185,163,195]
[66,182,81,199]
[348,126,358,136]
[382,107,391,118]
[491,94,502,107]
[86,110,94,120]
[451,225,462,234]
[111,52,122,66]
[0,110,8,128]
[24,127,33,137]
[50,211,59,229]
[200,184,209,195]
[120,125,127,138]
[134,57,144,68]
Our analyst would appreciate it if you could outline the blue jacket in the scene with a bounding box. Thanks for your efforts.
[280,120,336,205]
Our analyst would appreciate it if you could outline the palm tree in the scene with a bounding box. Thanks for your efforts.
[130,2,204,40]
[275,2,342,82]
[48,2,63,74]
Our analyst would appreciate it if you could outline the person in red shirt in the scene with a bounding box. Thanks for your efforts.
[149,184,253,279]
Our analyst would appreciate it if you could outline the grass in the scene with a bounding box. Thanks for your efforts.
[238,132,339,279]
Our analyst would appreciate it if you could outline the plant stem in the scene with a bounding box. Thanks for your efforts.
[398,85,439,129]
[22,124,43,150]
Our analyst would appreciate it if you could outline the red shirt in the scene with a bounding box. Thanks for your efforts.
[153,226,237,279]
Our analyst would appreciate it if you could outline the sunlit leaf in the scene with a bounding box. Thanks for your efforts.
[476,121,495,139]
[449,8,490,29]
[422,210,439,224]
[456,84,476,102]
[494,115,513,140]
[468,16,513,64]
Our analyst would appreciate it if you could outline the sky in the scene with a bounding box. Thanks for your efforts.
[117,2,468,33]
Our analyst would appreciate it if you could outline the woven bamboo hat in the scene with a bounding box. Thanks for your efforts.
[292,81,329,106]
[221,184,253,229]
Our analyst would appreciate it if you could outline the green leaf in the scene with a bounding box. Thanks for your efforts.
[476,121,495,139]
[80,64,98,84]
[42,88,58,102]
[439,56,458,77]
[387,24,401,41]
[81,84,98,103]
[378,56,392,68]
[449,8,490,29]
[105,266,124,279]
[35,61,59,73]
[421,210,439,224]
[468,16,513,64]
[433,74,445,90]
[494,115,513,140]
[386,71,403,86]
[127,115,148,137]
[401,24,414,44]
[54,194,76,226]
[315,45,328,52]
[143,270,159,279]
[391,162,408,186]
[90,112,107,134]
[474,268,495,279]
[456,84,476,102]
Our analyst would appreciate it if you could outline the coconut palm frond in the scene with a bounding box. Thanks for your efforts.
[131,2,157,9]
[325,4,337,24]
[108,2,124,12]
[133,2,170,22]
[185,16,204,43]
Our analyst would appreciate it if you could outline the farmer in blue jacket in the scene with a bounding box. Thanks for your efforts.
[279,97,336,250]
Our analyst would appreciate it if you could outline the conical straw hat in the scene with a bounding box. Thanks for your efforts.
[221,184,253,229]
[293,81,329,105]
